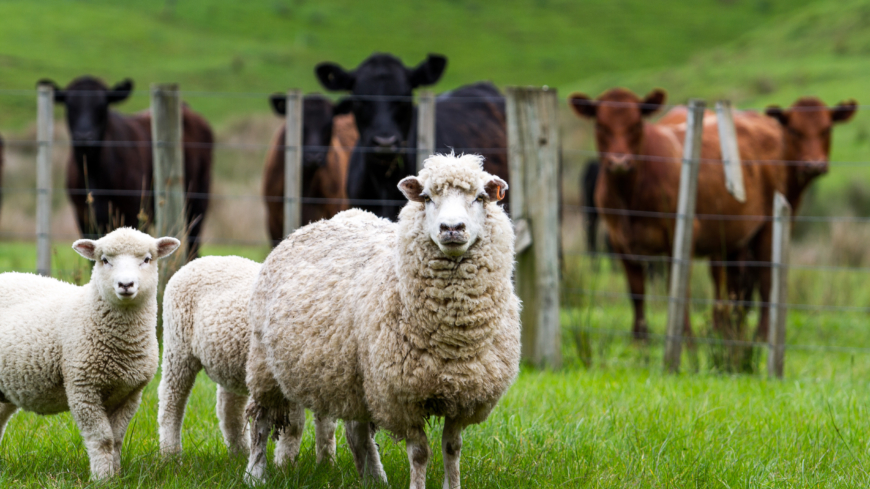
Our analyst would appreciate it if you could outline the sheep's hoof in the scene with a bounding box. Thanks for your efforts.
[243,468,267,486]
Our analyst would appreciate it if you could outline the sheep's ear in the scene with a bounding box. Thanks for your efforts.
[72,239,97,260]
[398,177,425,202]
[155,237,181,259]
[484,177,508,201]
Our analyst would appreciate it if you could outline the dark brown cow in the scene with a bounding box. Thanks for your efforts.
[568,88,784,339]
[263,95,358,245]
[41,76,213,259]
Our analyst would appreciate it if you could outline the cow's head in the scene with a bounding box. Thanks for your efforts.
[766,97,857,179]
[315,53,447,165]
[568,88,666,175]
[38,76,133,146]
[270,94,353,177]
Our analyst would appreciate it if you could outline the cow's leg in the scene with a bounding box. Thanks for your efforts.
[314,413,337,464]
[709,260,727,334]
[753,223,774,342]
[621,257,648,340]
[345,420,387,484]
[216,385,249,456]
[0,402,18,444]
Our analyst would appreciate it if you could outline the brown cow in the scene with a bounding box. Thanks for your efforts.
[735,97,857,341]
[568,88,784,340]
[41,76,213,260]
[263,95,357,245]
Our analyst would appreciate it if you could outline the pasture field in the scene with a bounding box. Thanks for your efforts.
[1,245,870,486]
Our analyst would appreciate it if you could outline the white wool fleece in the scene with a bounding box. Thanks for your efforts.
[246,153,521,488]
[0,227,179,480]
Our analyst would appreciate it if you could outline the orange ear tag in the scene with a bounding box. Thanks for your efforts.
[497,185,505,200]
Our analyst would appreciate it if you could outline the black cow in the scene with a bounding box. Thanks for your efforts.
[315,52,509,220]
[39,76,214,259]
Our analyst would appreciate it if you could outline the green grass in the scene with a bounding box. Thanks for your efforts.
[0,245,869,486]
[0,0,814,129]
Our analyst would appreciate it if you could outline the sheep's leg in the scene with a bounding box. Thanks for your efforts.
[0,402,18,444]
[108,388,144,473]
[345,420,387,483]
[314,413,337,464]
[441,418,464,489]
[157,350,202,454]
[216,385,250,456]
[69,393,116,479]
[273,403,305,468]
[244,402,272,486]
[406,428,431,489]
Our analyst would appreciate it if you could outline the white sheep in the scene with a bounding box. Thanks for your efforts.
[245,153,521,488]
[158,255,337,465]
[0,228,179,480]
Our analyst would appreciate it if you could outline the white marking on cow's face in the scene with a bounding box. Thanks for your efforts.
[422,187,486,258]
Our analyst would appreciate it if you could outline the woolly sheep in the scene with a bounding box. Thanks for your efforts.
[158,255,337,464]
[0,228,179,480]
[245,153,521,488]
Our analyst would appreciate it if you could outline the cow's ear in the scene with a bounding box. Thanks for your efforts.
[108,79,133,104]
[398,176,426,202]
[333,97,354,116]
[37,79,64,104]
[316,62,355,91]
[640,88,666,117]
[409,54,447,88]
[765,105,789,126]
[568,93,596,119]
[832,99,858,123]
[269,93,286,116]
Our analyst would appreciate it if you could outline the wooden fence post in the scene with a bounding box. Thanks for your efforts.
[664,99,706,373]
[151,83,186,291]
[506,86,561,369]
[36,83,54,277]
[416,90,436,171]
[283,89,303,237]
[768,192,791,379]
[715,100,746,203]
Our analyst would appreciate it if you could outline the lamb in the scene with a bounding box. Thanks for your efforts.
[158,255,337,463]
[0,228,179,480]
[245,153,521,488]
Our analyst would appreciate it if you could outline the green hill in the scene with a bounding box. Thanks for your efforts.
[567,0,870,216]
[0,0,814,129]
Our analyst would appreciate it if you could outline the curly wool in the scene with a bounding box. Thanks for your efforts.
[250,153,521,440]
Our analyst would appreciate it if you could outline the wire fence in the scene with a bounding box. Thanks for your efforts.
[2,87,870,375]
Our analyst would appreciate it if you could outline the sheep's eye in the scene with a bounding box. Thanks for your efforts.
[423,195,431,203]
[476,195,486,203]
[143,256,151,264]
[101,258,109,265]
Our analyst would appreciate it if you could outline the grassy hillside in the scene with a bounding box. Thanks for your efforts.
[566,0,870,216]
[0,0,814,129]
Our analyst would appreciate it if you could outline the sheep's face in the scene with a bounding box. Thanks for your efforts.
[399,173,508,258]
[73,228,180,306]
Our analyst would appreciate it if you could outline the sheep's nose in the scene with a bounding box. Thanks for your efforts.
[373,135,398,147]
[118,281,134,290]
[440,222,466,233]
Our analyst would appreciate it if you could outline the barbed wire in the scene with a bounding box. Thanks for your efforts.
[568,250,870,273]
